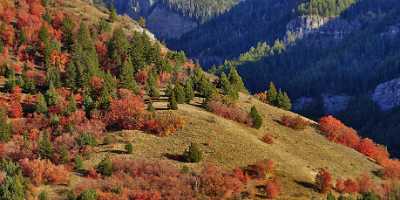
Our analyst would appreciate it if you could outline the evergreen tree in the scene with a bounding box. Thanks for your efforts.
[60,145,70,164]
[36,93,48,114]
[74,155,84,171]
[184,78,195,103]
[327,193,336,200]
[168,92,178,110]
[39,132,54,159]
[147,73,160,98]
[65,95,77,115]
[5,68,17,92]
[65,62,77,90]
[96,157,113,176]
[75,23,100,78]
[109,6,117,22]
[125,143,133,154]
[46,64,61,87]
[280,92,292,110]
[108,28,129,67]
[220,72,238,100]
[174,84,186,104]
[83,93,94,118]
[228,66,246,92]
[22,70,36,94]
[250,106,263,129]
[183,143,202,163]
[147,100,155,112]
[267,82,278,105]
[0,173,25,200]
[165,82,174,97]
[0,109,11,142]
[119,58,139,93]
[45,82,59,106]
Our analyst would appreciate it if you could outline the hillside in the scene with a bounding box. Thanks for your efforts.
[165,0,400,156]
[97,0,239,39]
[0,0,399,200]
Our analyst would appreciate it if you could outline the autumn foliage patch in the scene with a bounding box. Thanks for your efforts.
[280,115,310,130]
[206,100,252,126]
[19,158,70,185]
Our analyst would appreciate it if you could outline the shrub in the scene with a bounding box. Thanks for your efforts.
[207,100,252,126]
[19,158,69,185]
[280,115,310,130]
[319,115,360,148]
[183,143,202,163]
[125,143,133,154]
[77,189,97,200]
[38,191,48,200]
[265,179,280,199]
[261,134,274,144]
[143,112,185,136]
[245,160,275,179]
[104,96,145,130]
[250,106,262,129]
[343,179,359,194]
[96,157,113,176]
[75,155,84,172]
[76,133,97,147]
[103,134,115,145]
[315,168,332,193]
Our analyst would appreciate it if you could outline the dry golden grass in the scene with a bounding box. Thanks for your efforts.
[51,93,379,200]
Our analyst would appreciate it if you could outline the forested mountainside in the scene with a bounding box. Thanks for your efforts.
[2,0,400,199]
[96,0,239,39]
[167,0,400,156]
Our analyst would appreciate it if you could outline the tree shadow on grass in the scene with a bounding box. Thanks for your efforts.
[164,153,186,162]
[294,180,316,191]
[100,149,127,154]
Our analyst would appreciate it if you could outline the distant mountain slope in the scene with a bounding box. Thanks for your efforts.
[97,0,239,39]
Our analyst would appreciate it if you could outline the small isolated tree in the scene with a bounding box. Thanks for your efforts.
[250,106,262,129]
[315,168,332,193]
[109,7,117,22]
[228,66,246,92]
[174,84,186,104]
[75,155,84,172]
[183,143,202,163]
[184,78,195,103]
[36,92,48,114]
[277,90,292,110]
[267,82,278,105]
[168,93,178,110]
[96,157,113,176]
[125,143,133,154]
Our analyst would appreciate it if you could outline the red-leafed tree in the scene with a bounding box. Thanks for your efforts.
[357,173,373,194]
[315,168,332,193]
[335,178,345,193]
[104,96,145,130]
[343,179,359,194]
[8,102,23,118]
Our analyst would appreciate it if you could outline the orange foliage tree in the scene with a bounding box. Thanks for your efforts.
[315,168,332,193]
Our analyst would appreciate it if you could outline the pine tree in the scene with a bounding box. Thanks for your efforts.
[168,92,178,110]
[76,23,100,78]
[39,191,48,200]
[96,157,113,176]
[83,93,94,118]
[74,155,84,172]
[125,143,133,154]
[281,92,292,111]
[39,132,54,159]
[174,84,186,104]
[219,72,231,95]
[109,6,117,22]
[327,193,336,200]
[183,143,202,163]
[147,100,155,112]
[36,93,48,114]
[108,28,129,67]
[267,82,278,105]
[46,64,61,87]
[5,68,17,92]
[147,73,160,98]
[184,78,195,103]
[45,82,59,106]
[119,58,139,93]
[65,62,77,90]
[228,66,246,92]
[0,109,11,142]
[60,145,70,164]
[165,82,174,97]
[65,95,77,115]
[250,106,263,129]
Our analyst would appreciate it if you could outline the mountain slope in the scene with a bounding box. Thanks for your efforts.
[97,0,239,39]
